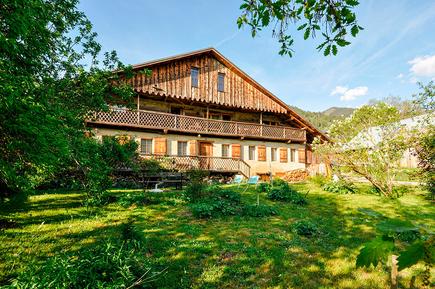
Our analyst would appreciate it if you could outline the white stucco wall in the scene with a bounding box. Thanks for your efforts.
[94,127,306,175]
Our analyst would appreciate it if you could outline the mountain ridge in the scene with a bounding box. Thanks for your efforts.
[290,106,355,131]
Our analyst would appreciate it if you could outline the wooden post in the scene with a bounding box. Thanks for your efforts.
[206,106,209,119]
[391,255,398,289]
[260,112,263,136]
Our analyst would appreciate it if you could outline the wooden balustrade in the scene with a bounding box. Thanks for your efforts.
[87,108,306,141]
[142,154,251,177]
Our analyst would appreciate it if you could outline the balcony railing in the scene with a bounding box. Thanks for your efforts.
[142,154,251,178]
[87,108,306,141]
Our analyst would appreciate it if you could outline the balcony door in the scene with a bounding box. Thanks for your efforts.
[199,142,213,170]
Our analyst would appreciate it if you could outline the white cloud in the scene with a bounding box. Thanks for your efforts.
[408,55,435,77]
[409,76,419,84]
[397,73,404,79]
[331,86,368,101]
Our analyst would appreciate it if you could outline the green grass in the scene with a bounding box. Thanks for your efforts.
[1,183,434,288]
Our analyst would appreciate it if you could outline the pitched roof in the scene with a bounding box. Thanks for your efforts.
[129,47,327,140]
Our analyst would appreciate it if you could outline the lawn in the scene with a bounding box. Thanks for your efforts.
[0,183,433,288]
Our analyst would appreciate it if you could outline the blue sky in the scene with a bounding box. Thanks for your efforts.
[79,0,435,111]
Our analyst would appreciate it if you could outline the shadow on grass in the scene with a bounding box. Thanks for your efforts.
[1,186,432,288]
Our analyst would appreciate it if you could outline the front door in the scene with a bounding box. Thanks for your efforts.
[199,142,213,170]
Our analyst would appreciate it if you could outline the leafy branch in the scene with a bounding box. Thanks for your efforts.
[238,0,363,57]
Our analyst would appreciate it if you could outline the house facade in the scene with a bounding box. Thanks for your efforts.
[86,48,327,177]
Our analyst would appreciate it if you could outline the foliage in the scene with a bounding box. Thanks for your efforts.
[242,204,278,217]
[309,174,330,187]
[322,180,356,194]
[0,0,146,198]
[290,106,354,131]
[9,221,159,289]
[238,0,362,57]
[293,220,318,237]
[189,186,243,218]
[184,169,209,202]
[314,102,415,198]
[356,218,434,286]
[356,237,395,268]
[411,82,435,198]
[266,181,307,205]
[1,184,433,288]
[257,182,271,193]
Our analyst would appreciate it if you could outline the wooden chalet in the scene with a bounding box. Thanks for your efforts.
[86,48,327,178]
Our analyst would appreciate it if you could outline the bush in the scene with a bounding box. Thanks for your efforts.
[309,174,330,187]
[322,180,356,194]
[266,182,308,205]
[271,177,287,187]
[184,169,209,202]
[10,221,158,288]
[242,204,278,217]
[293,220,318,237]
[257,182,270,193]
[189,186,242,218]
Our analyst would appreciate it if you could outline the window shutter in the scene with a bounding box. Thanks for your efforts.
[153,138,167,155]
[189,140,196,156]
[280,148,288,163]
[258,145,266,161]
[298,148,306,163]
[306,149,312,164]
[232,144,241,159]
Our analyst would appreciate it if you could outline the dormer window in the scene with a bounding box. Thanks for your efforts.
[218,73,225,92]
[191,67,199,87]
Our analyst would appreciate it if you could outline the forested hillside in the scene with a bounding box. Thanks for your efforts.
[291,106,355,131]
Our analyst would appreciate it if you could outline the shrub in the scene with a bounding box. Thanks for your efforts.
[309,174,330,187]
[184,169,209,202]
[189,186,242,218]
[10,221,158,288]
[322,180,356,194]
[271,177,287,187]
[257,182,270,193]
[242,204,278,217]
[266,182,307,205]
[293,220,318,237]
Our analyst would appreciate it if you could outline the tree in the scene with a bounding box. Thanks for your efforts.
[0,0,139,197]
[238,0,363,57]
[412,81,435,199]
[313,103,412,197]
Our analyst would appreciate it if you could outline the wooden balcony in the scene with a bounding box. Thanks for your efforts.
[87,108,306,142]
[141,154,251,177]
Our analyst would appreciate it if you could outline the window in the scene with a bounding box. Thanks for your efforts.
[177,141,188,156]
[271,148,277,161]
[290,149,296,162]
[248,146,255,160]
[258,145,266,161]
[191,67,199,87]
[140,139,152,155]
[222,144,230,157]
[218,73,225,92]
[210,113,220,120]
[222,114,231,121]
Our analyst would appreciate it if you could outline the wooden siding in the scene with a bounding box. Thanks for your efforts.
[128,54,288,113]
